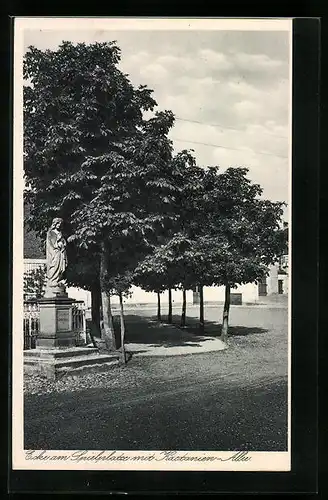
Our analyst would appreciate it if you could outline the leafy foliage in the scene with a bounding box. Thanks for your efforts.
[23,41,286,345]
[24,41,157,238]
[24,202,45,258]
[24,42,179,296]
[133,150,199,293]
[135,165,286,298]
[195,167,286,288]
[23,41,188,353]
[24,265,46,298]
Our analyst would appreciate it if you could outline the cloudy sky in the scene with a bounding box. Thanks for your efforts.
[23,24,291,218]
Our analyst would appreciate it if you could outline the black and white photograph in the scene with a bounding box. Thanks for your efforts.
[13,17,292,472]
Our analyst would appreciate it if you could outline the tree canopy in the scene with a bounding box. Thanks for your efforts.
[24,41,156,236]
[23,41,183,352]
[23,40,287,349]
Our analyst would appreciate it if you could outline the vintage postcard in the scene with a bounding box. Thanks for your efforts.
[12,17,292,472]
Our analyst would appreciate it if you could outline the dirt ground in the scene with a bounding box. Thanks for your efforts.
[24,304,288,451]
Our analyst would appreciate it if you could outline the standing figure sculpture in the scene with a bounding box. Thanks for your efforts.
[44,218,68,297]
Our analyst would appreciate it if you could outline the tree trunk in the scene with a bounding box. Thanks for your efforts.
[119,293,126,364]
[87,314,97,348]
[199,285,204,332]
[91,282,101,337]
[100,244,116,351]
[157,292,161,322]
[168,288,173,324]
[221,283,231,341]
[181,289,186,327]
[100,290,116,351]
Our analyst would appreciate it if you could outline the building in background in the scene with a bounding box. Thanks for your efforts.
[258,221,289,297]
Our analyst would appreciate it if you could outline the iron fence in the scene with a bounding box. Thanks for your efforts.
[72,300,87,346]
[23,301,39,350]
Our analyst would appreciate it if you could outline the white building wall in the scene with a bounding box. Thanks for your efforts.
[203,283,259,303]
[67,283,260,307]
[282,274,289,294]
[66,287,92,308]
[110,287,193,305]
[267,264,279,294]
[112,283,259,305]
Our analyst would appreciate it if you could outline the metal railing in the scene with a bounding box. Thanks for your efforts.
[23,299,87,350]
[72,300,87,346]
[23,301,39,350]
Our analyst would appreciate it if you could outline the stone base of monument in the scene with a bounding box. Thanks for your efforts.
[24,347,119,379]
[23,294,120,379]
[36,295,76,349]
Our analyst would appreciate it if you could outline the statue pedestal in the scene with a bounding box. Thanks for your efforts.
[24,346,119,380]
[36,295,76,349]
[44,283,68,299]
[24,294,120,379]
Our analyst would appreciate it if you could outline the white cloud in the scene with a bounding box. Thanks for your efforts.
[233,52,284,71]
[23,28,290,205]
[234,99,261,116]
[139,63,169,82]
[198,49,233,71]
[156,54,195,72]
[126,50,150,67]
[227,80,261,99]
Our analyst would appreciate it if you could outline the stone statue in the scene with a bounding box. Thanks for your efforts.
[44,218,68,297]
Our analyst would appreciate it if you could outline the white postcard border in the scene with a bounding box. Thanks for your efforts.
[12,17,293,473]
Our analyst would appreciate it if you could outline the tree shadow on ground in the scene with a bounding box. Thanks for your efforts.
[150,314,268,338]
[112,314,267,351]
[113,315,213,349]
